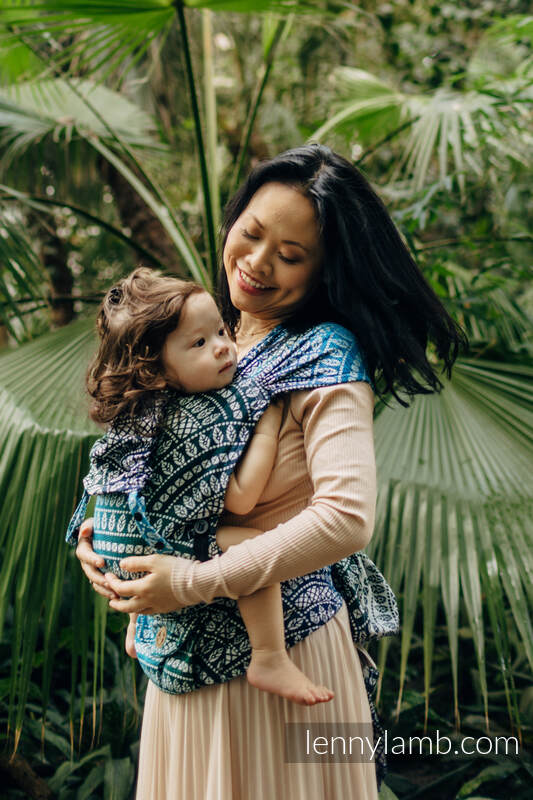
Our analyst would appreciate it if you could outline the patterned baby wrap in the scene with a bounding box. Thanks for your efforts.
[67,321,399,785]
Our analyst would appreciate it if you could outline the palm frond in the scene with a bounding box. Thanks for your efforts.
[401,77,532,194]
[0,0,324,86]
[0,317,100,747]
[312,49,531,196]
[0,1,176,83]
[0,77,164,163]
[482,14,533,51]
[0,208,50,340]
[369,359,533,728]
[187,0,329,12]
[0,79,209,285]
[310,67,406,145]
[434,261,533,356]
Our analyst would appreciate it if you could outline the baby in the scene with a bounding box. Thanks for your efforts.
[81,267,333,706]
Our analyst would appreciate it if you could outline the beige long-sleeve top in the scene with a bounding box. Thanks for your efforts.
[171,380,376,606]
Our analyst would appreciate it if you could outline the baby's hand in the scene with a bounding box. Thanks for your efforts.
[255,400,284,438]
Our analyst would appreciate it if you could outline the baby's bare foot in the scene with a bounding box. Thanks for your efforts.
[247,648,334,706]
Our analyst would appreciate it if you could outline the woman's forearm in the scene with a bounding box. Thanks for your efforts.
[175,500,374,604]
[171,381,376,605]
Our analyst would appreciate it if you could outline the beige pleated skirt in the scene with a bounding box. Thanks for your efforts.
[136,602,379,800]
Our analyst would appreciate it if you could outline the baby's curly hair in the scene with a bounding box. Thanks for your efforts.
[87,267,205,424]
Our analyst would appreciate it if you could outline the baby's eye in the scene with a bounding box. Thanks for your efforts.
[218,327,226,336]
[193,338,205,348]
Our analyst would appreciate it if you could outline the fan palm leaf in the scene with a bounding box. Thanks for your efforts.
[432,261,533,357]
[0,317,101,747]
[0,78,208,287]
[310,18,532,196]
[313,72,530,196]
[0,78,164,154]
[369,359,533,728]
[311,67,407,145]
[0,0,325,84]
[0,1,177,84]
[0,211,50,340]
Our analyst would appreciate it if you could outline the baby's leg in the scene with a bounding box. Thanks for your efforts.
[216,526,334,705]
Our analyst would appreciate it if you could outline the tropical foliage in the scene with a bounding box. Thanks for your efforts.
[0,1,531,797]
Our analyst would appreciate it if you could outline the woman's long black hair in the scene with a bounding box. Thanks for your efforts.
[218,143,467,405]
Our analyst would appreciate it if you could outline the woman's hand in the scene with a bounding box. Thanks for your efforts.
[105,554,195,614]
[76,518,119,601]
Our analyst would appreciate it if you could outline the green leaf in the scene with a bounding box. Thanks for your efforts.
[77,765,105,800]
[0,318,99,735]
[311,68,405,145]
[369,359,533,719]
[48,745,111,793]
[0,1,176,83]
[456,762,520,798]
[103,756,135,800]
[0,210,50,339]
[0,78,163,155]
[378,783,400,800]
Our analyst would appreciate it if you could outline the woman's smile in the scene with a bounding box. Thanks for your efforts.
[237,267,275,293]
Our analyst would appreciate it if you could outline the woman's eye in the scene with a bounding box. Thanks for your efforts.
[193,338,205,347]
[242,228,259,240]
[279,254,298,264]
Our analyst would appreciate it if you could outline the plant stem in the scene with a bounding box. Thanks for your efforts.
[203,9,220,233]
[230,18,288,196]
[12,32,201,276]
[176,1,218,284]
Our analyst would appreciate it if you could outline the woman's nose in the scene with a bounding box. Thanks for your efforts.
[245,242,271,273]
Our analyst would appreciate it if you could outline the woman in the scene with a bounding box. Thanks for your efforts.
[77,144,466,799]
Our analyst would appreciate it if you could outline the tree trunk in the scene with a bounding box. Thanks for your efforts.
[99,159,184,274]
[42,231,75,328]
[0,752,54,799]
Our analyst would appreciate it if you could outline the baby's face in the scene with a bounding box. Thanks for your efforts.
[162,292,237,393]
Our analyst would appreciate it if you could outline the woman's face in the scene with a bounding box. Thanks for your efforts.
[223,182,323,324]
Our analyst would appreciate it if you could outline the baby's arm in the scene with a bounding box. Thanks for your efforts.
[224,400,283,516]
